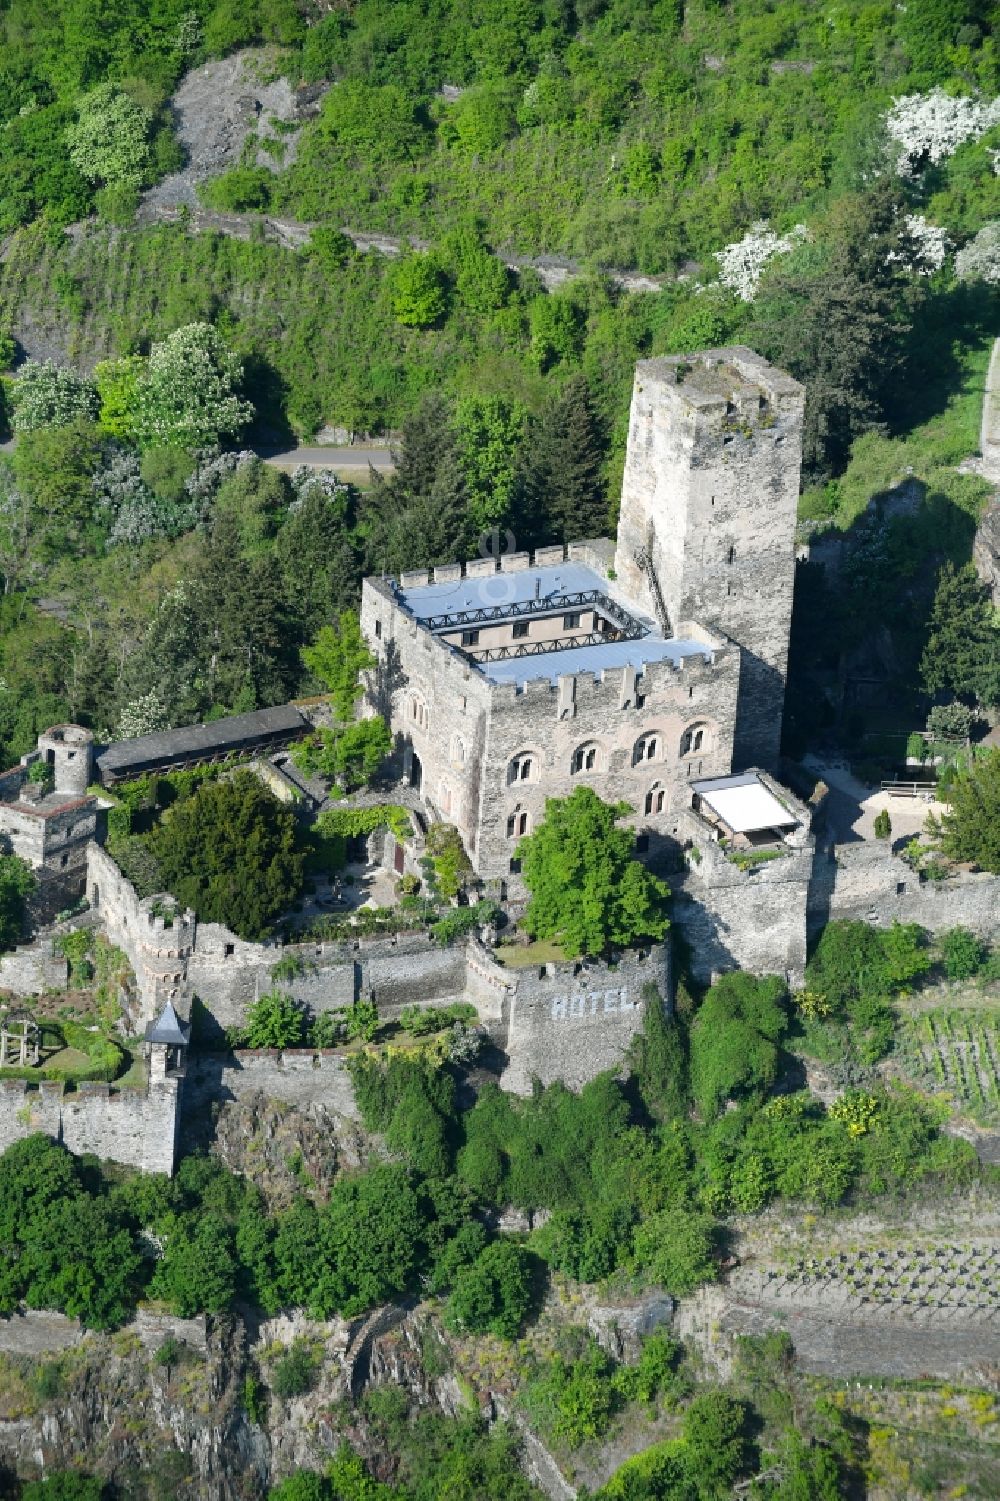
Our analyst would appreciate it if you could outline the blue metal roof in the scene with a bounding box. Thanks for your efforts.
[482,636,711,686]
[398,561,610,620]
[395,560,715,686]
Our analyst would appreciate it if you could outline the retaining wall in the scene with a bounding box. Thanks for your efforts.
[0,1076,181,1175]
[185,1049,360,1116]
[813,842,1000,941]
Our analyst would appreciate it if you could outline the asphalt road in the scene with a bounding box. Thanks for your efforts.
[260,445,395,472]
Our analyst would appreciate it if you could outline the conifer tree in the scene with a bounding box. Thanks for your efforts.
[363,393,471,572]
[921,562,1000,705]
[751,181,915,480]
[515,375,608,548]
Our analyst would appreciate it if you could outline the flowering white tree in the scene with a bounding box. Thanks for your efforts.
[12,361,99,432]
[290,466,350,511]
[66,83,153,188]
[134,323,255,450]
[887,213,950,275]
[886,88,1000,177]
[115,690,170,740]
[955,221,1000,285]
[714,221,809,302]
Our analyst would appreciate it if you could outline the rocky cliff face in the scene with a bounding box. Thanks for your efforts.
[974,494,1000,607]
[0,1301,555,1498]
[0,1315,267,1498]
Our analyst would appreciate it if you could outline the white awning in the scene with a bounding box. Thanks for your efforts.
[697,779,797,835]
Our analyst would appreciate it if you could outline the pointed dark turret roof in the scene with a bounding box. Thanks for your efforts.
[144,1000,191,1047]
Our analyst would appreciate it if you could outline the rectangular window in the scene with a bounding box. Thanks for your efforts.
[563,611,582,630]
[374,619,382,638]
[513,621,529,640]
[509,857,522,874]
[635,694,646,710]
[461,629,480,647]
[224,943,234,959]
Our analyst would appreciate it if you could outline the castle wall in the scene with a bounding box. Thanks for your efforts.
[614,350,804,769]
[86,844,194,1027]
[815,842,1000,941]
[471,939,670,1096]
[185,1049,360,1116]
[361,577,494,856]
[0,1077,180,1175]
[186,928,468,1032]
[673,841,812,988]
[0,939,69,996]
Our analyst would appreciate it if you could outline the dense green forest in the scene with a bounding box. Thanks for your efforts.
[0,0,995,770]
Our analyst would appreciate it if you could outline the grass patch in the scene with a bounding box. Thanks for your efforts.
[494,938,568,969]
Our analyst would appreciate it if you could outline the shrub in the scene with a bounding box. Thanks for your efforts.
[941,926,986,980]
[271,1340,320,1398]
[631,1206,717,1296]
[445,1241,533,1340]
[398,1001,477,1036]
[873,809,892,840]
[343,999,378,1042]
[689,972,788,1119]
[522,1341,616,1447]
[310,1011,343,1048]
[245,991,307,1049]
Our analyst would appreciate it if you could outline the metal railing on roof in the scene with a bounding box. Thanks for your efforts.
[423,589,647,637]
[464,625,643,663]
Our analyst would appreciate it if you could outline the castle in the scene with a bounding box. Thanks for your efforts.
[0,346,999,1179]
[360,348,807,887]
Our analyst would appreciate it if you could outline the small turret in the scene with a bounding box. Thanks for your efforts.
[36,725,94,797]
[144,1000,190,1082]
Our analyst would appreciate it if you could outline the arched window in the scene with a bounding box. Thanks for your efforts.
[507,752,536,786]
[571,742,601,775]
[680,724,708,757]
[644,784,666,816]
[632,733,659,767]
[408,695,428,731]
[438,780,453,816]
[507,808,530,839]
[450,735,466,767]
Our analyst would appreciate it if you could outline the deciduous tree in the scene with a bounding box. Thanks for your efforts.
[66,82,152,187]
[518,787,669,957]
[134,323,254,450]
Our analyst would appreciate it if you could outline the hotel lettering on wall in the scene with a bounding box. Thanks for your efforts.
[551,988,634,1021]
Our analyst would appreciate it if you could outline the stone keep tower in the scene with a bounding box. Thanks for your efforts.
[613,347,805,770]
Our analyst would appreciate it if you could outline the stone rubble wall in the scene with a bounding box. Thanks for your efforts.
[813,841,1000,940]
[0,1308,207,1358]
[0,938,68,995]
[185,1049,360,1117]
[0,1075,180,1175]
